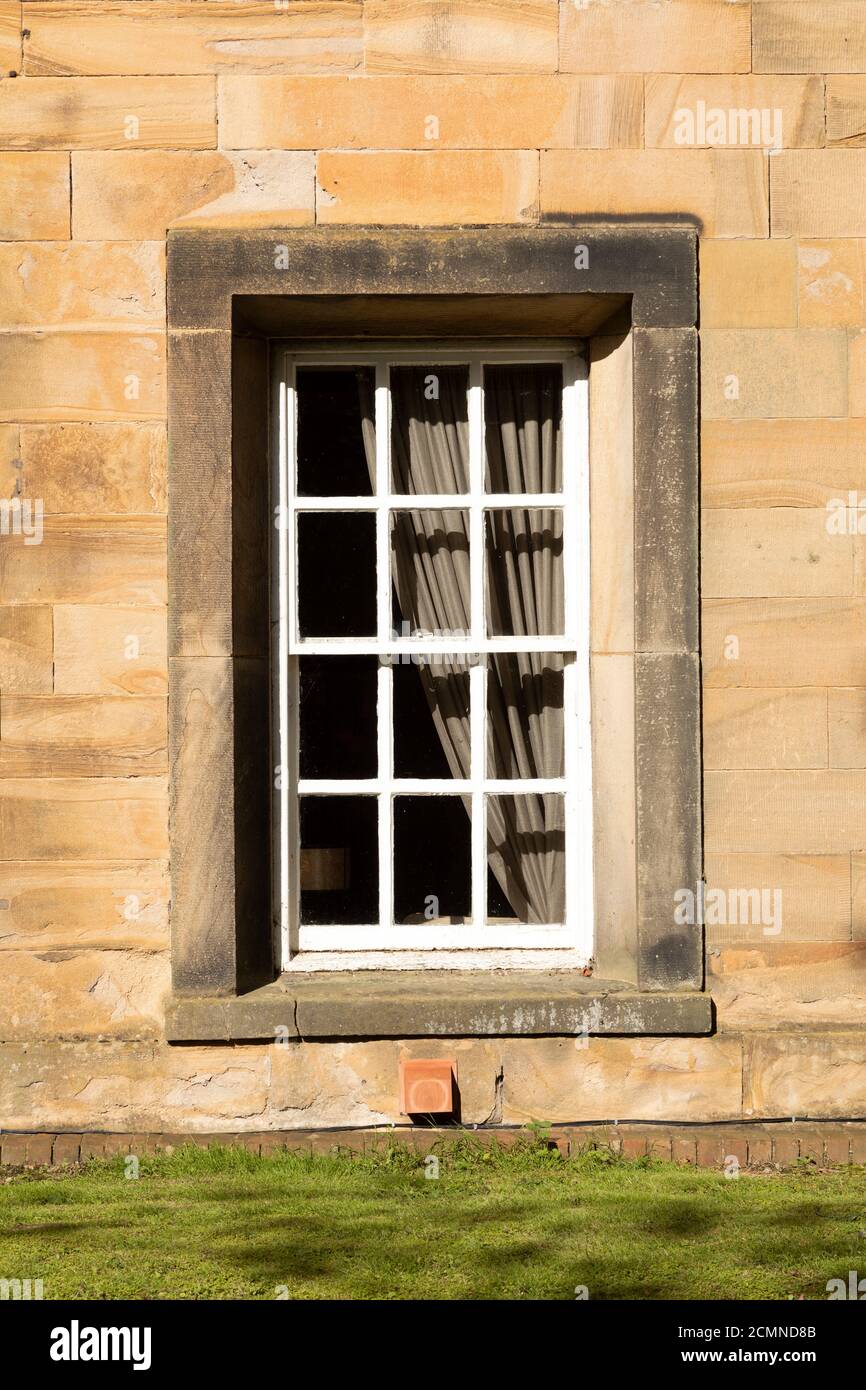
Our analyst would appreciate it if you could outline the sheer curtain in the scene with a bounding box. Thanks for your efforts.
[357,365,564,925]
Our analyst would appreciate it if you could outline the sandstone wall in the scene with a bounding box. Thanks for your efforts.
[2,1,866,1129]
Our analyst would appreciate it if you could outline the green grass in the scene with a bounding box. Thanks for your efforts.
[1,1138,864,1300]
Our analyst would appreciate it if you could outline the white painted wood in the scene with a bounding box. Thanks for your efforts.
[290,493,563,510]
[297,778,566,796]
[283,948,590,972]
[274,342,591,965]
[298,924,572,951]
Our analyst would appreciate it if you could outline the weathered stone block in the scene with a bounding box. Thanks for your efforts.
[316,150,539,225]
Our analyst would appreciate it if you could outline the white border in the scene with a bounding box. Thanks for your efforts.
[273,342,593,969]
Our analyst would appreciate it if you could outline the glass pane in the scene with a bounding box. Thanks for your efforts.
[487,653,564,779]
[391,509,470,639]
[299,655,377,779]
[394,796,470,924]
[298,512,376,637]
[487,793,565,925]
[485,509,564,637]
[299,795,378,924]
[390,365,469,495]
[393,658,470,780]
[296,367,374,497]
[484,363,562,494]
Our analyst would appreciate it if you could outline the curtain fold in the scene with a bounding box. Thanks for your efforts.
[357,364,565,925]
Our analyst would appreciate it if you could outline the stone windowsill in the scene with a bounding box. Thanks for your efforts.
[165,972,714,1041]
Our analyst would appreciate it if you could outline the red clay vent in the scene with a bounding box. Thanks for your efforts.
[399,1059,456,1116]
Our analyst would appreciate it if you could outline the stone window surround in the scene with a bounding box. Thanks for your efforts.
[165,225,707,1043]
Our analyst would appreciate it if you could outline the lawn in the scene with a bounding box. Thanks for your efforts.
[1,1138,864,1300]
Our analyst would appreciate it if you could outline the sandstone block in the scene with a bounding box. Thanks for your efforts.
[541,150,767,238]
[24,1,362,76]
[53,604,167,695]
[561,0,750,75]
[364,0,557,74]
[0,152,69,238]
[0,76,215,149]
[316,150,538,225]
[72,150,314,238]
[218,72,643,149]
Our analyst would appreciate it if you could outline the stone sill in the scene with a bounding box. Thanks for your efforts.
[165,972,714,1041]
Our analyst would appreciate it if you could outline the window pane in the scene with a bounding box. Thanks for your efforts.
[394,796,470,924]
[487,653,564,779]
[298,512,376,637]
[296,367,374,497]
[299,655,377,779]
[393,658,470,780]
[487,793,565,925]
[484,364,562,494]
[299,795,378,924]
[485,509,563,637]
[391,509,470,638]
[390,365,469,494]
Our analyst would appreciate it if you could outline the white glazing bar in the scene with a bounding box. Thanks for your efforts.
[469,361,486,930]
[375,362,390,642]
[290,493,562,511]
[286,658,300,962]
[298,924,571,951]
[293,635,574,656]
[378,660,394,935]
[298,777,566,796]
[276,365,292,963]
[376,364,393,938]
[563,354,593,957]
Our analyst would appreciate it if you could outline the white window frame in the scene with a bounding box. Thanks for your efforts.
[272,341,593,971]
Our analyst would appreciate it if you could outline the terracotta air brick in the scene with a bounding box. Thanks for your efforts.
[259,1134,289,1156]
[52,1135,82,1165]
[696,1133,726,1167]
[25,1134,54,1166]
[773,1134,800,1166]
[850,1131,866,1164]
[79,1135,107,1160]
[622,1133,648,1159]
[747,1136,773,1167]
[0,1135,27,1166]
[825,1133,851,1166]
[672,1136,698,1165]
